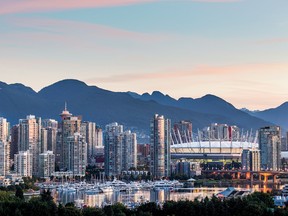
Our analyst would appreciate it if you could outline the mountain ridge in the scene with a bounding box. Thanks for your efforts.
[0,79,278,138]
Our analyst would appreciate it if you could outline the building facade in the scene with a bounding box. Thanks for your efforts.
[18,115,41,176]
[39,151,55,178]
[104,123,137,177]
[41,119,58,154]
[14,151,33,177]
[122,130,137,171]
[150,114,171,179]
[259,126,281,171]
[10,125,19,162]
[57,106,81,171]
[81,121,97,164]
[67,133,87,176]
[104,122,123,177]
[173,159,201,178]
[0,118,10,176]
[241,149,260,171]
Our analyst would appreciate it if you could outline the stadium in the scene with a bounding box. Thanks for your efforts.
[171,140,259,160]
[171,122,259,161]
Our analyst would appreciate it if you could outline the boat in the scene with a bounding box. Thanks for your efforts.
[74,199,85,208]
[108,179,127,187]
[100,186,114,193]
[85,187,102,194]
[274,196,288,208]
[282,185,288,196]
[153,180,175,190]
[65,187,76,193]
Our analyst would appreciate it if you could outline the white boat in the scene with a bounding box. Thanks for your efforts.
[153,180,174,189]
[85,187,102,194]
[282,185,288,196]
[65,187,76,193]
[74,199,85,208]
[100,186,114,193]
[108,179,127,187]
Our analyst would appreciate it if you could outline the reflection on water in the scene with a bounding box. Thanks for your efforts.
[49,183,282,207]
[51,187,228,207]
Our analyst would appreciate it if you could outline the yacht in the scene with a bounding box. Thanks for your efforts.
[100,186,114,193]
[153,180,174,190]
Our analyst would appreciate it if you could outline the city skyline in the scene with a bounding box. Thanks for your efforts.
[1,0,288,110]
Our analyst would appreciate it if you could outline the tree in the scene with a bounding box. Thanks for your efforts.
[82,207,105,216]
[41,189,53,202]
[15,186,24,200]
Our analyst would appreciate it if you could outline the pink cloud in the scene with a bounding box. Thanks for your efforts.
[192,0,239,2]
[0,0,155,15]
[256,38,288,45]
[5,17,169,44]
[0,0,241,15]
[85,63,288,83]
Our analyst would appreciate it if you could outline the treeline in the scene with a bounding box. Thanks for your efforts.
[1,190,288,216]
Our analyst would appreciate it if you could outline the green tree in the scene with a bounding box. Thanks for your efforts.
[0,191,14,201]
[15,186,24,200]
[41,189,53,202]
[82,207,105,216]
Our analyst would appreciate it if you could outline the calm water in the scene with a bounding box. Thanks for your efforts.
[52,188,225,207]
[49,183,281,208]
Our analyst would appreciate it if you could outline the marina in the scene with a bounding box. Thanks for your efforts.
[39,180,259,208]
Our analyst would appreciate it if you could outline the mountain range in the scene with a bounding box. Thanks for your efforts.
[0,79,287,140]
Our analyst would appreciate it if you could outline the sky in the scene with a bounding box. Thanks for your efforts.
[0,0,287,110]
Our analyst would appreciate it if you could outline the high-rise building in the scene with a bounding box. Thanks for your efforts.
[259,126,281,171]
[173,159,200,178]
[137,144,150,167]
[0,141,10,176]
[41,128,48,153]
[39,151,55,178]
[42,119,58,129]
[0,118,10,176]
[122,130,137,171]
[104,122,123,177]
[104,123,137,177]
[57,105,81,171]
[94,126,103,165]
[241,149,260,171]
[41,119,58,154]
[10,125,19,161]
[67,133,87,176]
[281,132,288,151]
[172,120,192,144]
[201,123,240,141]
[150,114,171,179]
[0,117,9,141]
[81,121,97,164]
[96,126,103,147]
[14,151,33,177]
[47,127,57,154]
[18,115,41,176]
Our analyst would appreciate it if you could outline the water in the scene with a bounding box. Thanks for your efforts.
[51,187,230,207]
[48,182,283,208]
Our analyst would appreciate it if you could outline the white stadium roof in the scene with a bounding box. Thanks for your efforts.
[171,141,259,149]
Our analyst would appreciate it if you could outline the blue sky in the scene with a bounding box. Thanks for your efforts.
[0,0,287,110]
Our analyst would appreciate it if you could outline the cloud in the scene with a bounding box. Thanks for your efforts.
[256,38,288,45]
[0,0,241,15]
[191,0,240,2]
[84,62,288,110]
[85,63,288,84]
[0,0,155,15]
[3,17,168,49]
